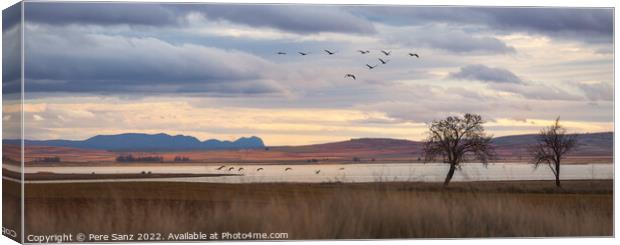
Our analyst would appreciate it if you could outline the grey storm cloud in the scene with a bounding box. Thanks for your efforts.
[483,8,613,42]
[20,3,613,42]
[189,5,376,35]
[356,6,613,43]
[24,3,376,35]
[25,3,180,26]
[2,3,22,96]
[450,64,522,83]
[2,2,21,31]
[21,27,284,95]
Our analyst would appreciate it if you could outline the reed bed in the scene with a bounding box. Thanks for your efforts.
[12,180,613,239]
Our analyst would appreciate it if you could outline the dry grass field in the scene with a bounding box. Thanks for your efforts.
[2,179,21,242]
[4,180,612,240]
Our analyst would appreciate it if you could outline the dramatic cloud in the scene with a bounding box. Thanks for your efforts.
[22,25,284,95]
[356,6,613,43]
[6,3,612,144]
[191,5,376,35]
[24,3,376,35]
[484,8,613,43]
[2,3,21,96]
[450,64,522,83]
[2,1,21,31]
[25,3,180,27]
[22,3,613,43]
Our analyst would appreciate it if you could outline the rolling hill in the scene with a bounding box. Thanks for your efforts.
[274,132,612,160]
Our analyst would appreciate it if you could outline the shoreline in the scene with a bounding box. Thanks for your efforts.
[3,162,613,183]
[4,160,614,169]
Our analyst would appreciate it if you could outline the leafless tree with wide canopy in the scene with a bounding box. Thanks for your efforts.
[423,113,495,186]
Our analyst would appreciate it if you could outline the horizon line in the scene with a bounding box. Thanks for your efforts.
[6,130,614,147]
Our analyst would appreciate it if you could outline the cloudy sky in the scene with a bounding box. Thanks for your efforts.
[2,2,614,145]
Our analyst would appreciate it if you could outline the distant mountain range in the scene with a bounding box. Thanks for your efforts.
[4,133,265,151]
[4,132,612,156]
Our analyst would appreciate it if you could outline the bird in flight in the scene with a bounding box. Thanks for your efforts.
[408,53,420,58]
[378,58,389,64]
[366,64,378,69]
[345,74,356,80]
[277,52,287,55]
[358,50,370,54]
[324,49,337,55]
[298,52,308,56]
[381,50,391,56]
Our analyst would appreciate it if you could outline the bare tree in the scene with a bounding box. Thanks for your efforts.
[423,113,495,186]
[530,117,577,187]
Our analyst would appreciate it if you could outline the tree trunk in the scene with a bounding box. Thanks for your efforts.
[444,163,456,186]
[555,161,561,187]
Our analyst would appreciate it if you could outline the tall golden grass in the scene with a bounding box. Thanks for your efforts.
[2,179,21,242]
[14,180,613,239]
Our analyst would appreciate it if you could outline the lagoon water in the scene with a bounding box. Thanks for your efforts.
[7,162,614,184]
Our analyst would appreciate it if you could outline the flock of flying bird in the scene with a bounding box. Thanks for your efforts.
[276,49,421,80]
[209,50,421,175]
[210,50,421,176]
[216,165,346,175]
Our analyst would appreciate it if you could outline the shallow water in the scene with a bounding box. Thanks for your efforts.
[7,162,614,184]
